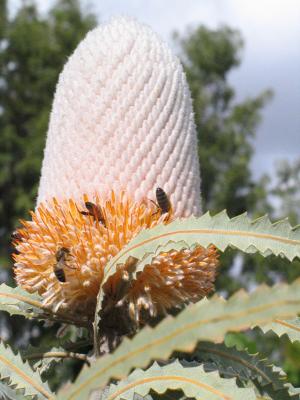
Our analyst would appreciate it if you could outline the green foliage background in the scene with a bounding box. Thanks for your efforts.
[0,0,299,390]
[0,0,96,265]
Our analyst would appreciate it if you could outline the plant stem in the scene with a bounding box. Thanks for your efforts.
[26,351,90,365]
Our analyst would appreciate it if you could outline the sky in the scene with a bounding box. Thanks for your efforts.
[11,0,300,180]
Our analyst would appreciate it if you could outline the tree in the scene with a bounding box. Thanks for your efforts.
[272,159,300,224]
[175,26,273,217]
[174,26,274,295]
[0,0,97,265]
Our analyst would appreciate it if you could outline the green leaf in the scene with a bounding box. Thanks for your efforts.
[254,383,300,400]
[0,341,53,399]
[181,342,286,389]
[103,360,256,400]
[0,283,89,327]
[0,380,32,400]
[177,342,300,399]
[145,392,193,400]
[105,212,300,279]
[270,366,300,399]
[285,384,300,399]
[261,318,300,343]
[0,283,45,320]
[61,280,300,399]
[131,395,154,400]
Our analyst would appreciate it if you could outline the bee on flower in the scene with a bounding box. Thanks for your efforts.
[13,17,219,328]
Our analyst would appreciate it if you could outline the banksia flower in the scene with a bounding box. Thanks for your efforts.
[13,17,219,325]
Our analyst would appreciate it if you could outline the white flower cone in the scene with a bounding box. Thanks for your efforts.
[37,16,202,217]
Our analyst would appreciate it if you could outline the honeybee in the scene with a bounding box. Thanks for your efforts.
[151,187,172,216]
[53,247,70,283]
[80,202,106,227]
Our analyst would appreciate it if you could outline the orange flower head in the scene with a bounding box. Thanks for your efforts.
[13,191,219,322]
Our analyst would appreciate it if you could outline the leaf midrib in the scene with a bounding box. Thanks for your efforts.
[67,296,300,399]
[0,292,43,309]
[0,354,53,399]
[199,347,274,384]
[107,375,232,400]
[107,228,300,275]
[273,318,300,333]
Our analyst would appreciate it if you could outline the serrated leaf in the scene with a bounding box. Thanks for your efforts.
[285,385,300,399]
[261,318,300,343]
[0,283,89,327]
[132,395,154,400]
[61,280,300,400]
[0,342,53,399]
[105,212,300,280]
[285,382,300,397]
[88,389,156,400]
[183,342,286,389]
[177,343,299,399]
[103,360,256,400]
[270,366,300,399]
[0,380,32,399]
[254,383,300,400]
[0,283,45,320]
[94,212,300,335]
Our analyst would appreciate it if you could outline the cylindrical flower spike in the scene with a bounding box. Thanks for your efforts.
[14,17,219,324]
[37,16,201,217]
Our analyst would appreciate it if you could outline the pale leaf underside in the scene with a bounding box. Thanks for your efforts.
[61,279,300,400]
[0,283,88,326]
[0,283,46,320]
[0,342,53,399]
[103,360,256,400]
[261,317,300,343]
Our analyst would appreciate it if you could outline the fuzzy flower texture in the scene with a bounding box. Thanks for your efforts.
[13,17,219,323]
